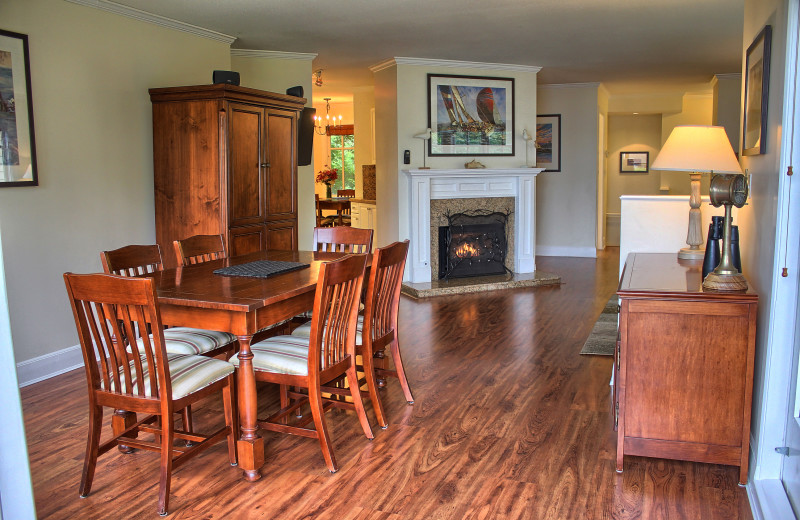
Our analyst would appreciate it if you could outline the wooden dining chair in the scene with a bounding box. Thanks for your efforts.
[229,254,372,473]
[335,189,355,226]
[313,226,373,253]
[292,240,413,428]
[173,234,226,266]
[101,244,237,359]
[63,272,237,516]
[315,194,336,228]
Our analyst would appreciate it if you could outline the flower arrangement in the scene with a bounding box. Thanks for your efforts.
[316,166,338,186]
[316,166,338,197]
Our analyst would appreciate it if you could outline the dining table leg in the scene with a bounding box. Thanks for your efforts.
[236,335,264,481]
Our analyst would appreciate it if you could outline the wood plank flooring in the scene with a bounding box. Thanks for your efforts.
[21,248,753,519]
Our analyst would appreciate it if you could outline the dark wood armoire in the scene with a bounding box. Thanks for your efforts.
[149,84,305,267]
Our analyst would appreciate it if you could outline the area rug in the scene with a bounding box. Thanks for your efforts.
[580,296,619,356]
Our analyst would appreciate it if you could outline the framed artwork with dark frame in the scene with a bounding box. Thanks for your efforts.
[0,29,38,187]
[536,114,561,172]
[620,151,649,173]
[427,73,514,156]
[742,25,771,156]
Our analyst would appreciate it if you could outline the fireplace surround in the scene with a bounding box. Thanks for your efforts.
[403,168,544,283]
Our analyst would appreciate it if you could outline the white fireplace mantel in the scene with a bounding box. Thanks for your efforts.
[403,168,545,283]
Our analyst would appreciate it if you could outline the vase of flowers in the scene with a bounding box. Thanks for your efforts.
[316,166,338,198]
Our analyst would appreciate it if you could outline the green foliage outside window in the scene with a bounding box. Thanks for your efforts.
[330,134,355,193]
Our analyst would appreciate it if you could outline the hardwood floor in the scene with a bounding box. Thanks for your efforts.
[22,248,753,519]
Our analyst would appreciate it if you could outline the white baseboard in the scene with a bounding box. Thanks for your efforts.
[748,478,794,520]
[16,344,84,387]
[536,245,598,258]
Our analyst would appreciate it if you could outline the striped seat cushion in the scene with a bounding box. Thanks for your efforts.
[133,327,236,356]
[291,315,363,345]
[102,353,234,400]
[229,336,311,376]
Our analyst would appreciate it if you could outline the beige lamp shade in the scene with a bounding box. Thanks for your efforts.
[652,125,742,173]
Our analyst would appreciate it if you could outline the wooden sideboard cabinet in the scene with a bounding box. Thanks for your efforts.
[149,84,305,267]
[615,253,758,485]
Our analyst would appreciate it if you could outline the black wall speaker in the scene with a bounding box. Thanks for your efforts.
[297,107,315,166]
[212,70,240,85]
[286,85,304,98]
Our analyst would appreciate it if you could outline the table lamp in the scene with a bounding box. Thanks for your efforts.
[414,128,432,169]
[651,125,742,260]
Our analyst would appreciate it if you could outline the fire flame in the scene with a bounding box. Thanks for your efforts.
[453,242,479,258]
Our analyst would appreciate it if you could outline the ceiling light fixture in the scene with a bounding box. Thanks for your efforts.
[313,97,342,135]
[313,69,323,87]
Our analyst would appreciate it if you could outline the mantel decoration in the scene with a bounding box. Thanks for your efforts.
[316,166,338,198]
[427,73,514,156]
[0,29,38,187]
[742,25,772,156]
[536,114,561,172]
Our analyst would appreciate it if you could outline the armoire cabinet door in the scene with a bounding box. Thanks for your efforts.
[265,110,297,220]
[229,225,266,257]
[228,102,265,227]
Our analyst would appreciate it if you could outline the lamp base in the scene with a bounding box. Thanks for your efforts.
[702,271,748,291]
[678,246,705,260]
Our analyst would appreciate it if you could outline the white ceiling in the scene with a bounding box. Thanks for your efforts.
[113,0,745,100]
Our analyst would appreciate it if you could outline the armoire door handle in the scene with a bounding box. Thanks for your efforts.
[261,163,270,168]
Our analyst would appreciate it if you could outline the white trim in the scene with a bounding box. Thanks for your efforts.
[748,479,795,520]
[403,168,544,283]
[230,49,317,61]
[16,344,84,388]
[536,246,598,258]
[370,57,542,74]
[64,0,237,44]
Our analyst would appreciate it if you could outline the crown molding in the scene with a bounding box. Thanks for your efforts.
[65,0,236,44]
[539,82,602,89]
[230,49,317,61]
[715,73,742,79]
[370,57,541,74]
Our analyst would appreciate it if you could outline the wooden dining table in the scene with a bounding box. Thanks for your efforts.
[316,197,351,226]
[150,249,360,481]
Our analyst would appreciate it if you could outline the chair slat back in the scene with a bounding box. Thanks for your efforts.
[313,226,373,253]
[101,244,164,277]
[307,254,367,373]
[337,189,355,198]
[64,273,170,401]
[174,234,226,266]
[362,241,409,352]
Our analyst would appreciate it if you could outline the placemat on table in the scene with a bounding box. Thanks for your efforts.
[213,260,310,279]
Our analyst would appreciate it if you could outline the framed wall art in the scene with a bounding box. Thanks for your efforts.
[427,73,514,156]
[536,114,561,172]
[620,151,649,173]
[0,29,37,187]
[742,25,771,156]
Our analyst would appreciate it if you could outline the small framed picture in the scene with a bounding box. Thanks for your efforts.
[620,151,649,173]
[742,25,771,156]
[536,114,561,172]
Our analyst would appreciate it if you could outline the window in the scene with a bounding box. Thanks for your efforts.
[329,133,355,193]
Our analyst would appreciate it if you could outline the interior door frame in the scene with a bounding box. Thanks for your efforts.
[748,0,800,517]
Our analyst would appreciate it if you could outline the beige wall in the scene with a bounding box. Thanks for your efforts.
[0,0,232,363]
[536,84,599,256]
[712,74,743,151]
[353,87,375,199]
[659,93,714,193]
[376,61,538,248]
[232,54,316,248]
[606,114,664,215]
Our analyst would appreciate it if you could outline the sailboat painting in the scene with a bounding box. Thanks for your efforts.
[428,74,514,156]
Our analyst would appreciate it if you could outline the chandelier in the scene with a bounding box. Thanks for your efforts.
[313,97,342,135]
